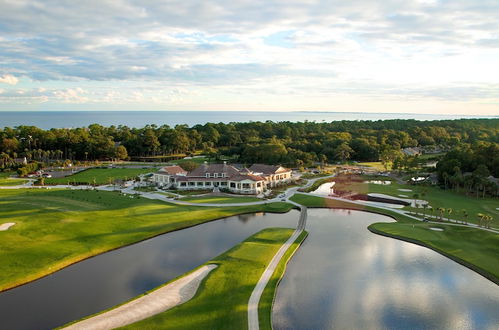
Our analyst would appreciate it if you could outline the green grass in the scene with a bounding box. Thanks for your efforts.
[363,180,498,226]
[369,222,499,284]
[44,168,155,185]
[118,228,299,330]
[0,189,294,291]
[181,196,261,204]
[174,189,212,196]
[0,172,28,186]
[357,161,388,171]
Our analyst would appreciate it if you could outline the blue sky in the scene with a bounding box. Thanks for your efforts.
[0,0,498,114]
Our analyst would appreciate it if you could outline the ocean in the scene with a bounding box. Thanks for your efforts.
[0,111,495,129]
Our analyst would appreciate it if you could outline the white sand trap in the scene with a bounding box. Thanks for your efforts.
[398,188,413,192]
[430,227,444,232]
[0,222,15,231]
[64,264,217,330]
[398,194,408,198]
[365,180,391,185]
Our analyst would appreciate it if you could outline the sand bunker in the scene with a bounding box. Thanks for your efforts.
[429,227,444,232]
[64,264,217,330]
[0,222,15,231]
[398,194,408,198]
[365,180,391,185]
[398,188,413,192]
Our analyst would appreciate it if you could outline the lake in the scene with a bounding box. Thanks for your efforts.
[0,209,497,329]
[1,111,495,129]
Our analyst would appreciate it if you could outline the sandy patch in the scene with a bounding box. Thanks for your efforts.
[398,188,413,192]
[398,194,408,198]
[365,180,391,185]
[429,227,444,232]
[0,222,15,231]
[64,264,217,330]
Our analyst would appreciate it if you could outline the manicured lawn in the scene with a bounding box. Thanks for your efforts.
[174,189,212,196]
[357,161,388,171]
[0,172,28,186]
[369,222,499,284]
[0,189,294,291]
[119,228,302,330]
[181,195,261,204]
[44,168,155,185]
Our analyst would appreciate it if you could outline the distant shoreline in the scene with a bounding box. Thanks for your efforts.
[1,110,496,130]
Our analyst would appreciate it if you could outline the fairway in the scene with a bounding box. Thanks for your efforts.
[117,228,305,330]
[44,168,155,185]
[0,189,294,291]
[180,195,261,204]
[0,172,28,186]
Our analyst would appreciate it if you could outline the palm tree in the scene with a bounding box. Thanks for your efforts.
[478,213,485,227]
[437,207,445,221]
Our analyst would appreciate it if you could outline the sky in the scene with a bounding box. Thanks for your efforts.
[0,0,498,114]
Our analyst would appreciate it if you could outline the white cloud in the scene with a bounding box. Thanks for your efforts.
[0,74,19,85]
[0,1,497,113]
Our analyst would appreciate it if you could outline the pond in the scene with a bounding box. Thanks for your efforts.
[0,208,498,330]
[273,208,499,329]
[0,211,298,330]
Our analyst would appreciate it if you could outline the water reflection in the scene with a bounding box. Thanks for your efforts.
[0,211,297,330]
[273,209,499,330]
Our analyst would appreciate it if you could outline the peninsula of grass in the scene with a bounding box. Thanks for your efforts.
[118,228,301,330]
[0,189,294,292]
[44,168,155,185]
[0,172,28,186]
[180,195,261,204]
[368,222,499,284]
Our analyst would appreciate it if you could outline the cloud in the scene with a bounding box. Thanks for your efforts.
[0,74,19,85]
[0,1,497,112]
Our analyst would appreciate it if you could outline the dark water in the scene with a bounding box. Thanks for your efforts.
[1,209,498,330]
[0,212,298,330]
[273,209,499,330]
[1,111,495,129]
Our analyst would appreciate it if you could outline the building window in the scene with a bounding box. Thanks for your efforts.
[214,173,218,178]
[230,182,236,188]
[206,182,212,186]
[257,182,261,187]
[180,182,186,187]
[206,173,210,178]
[221,173,226,177]
[188,182,195,186]
[242,183,250,189]
[197,182,203,186]
[221,182,227,186]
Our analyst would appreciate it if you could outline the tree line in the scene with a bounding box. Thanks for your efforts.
[1,118,497,177]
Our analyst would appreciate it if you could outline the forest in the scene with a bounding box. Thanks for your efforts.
[1,119,498,187]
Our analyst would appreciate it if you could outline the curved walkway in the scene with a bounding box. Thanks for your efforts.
[63,265,217,330]
[247,205,307,330]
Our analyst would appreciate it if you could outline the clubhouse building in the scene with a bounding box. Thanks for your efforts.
[152,162,292,195]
